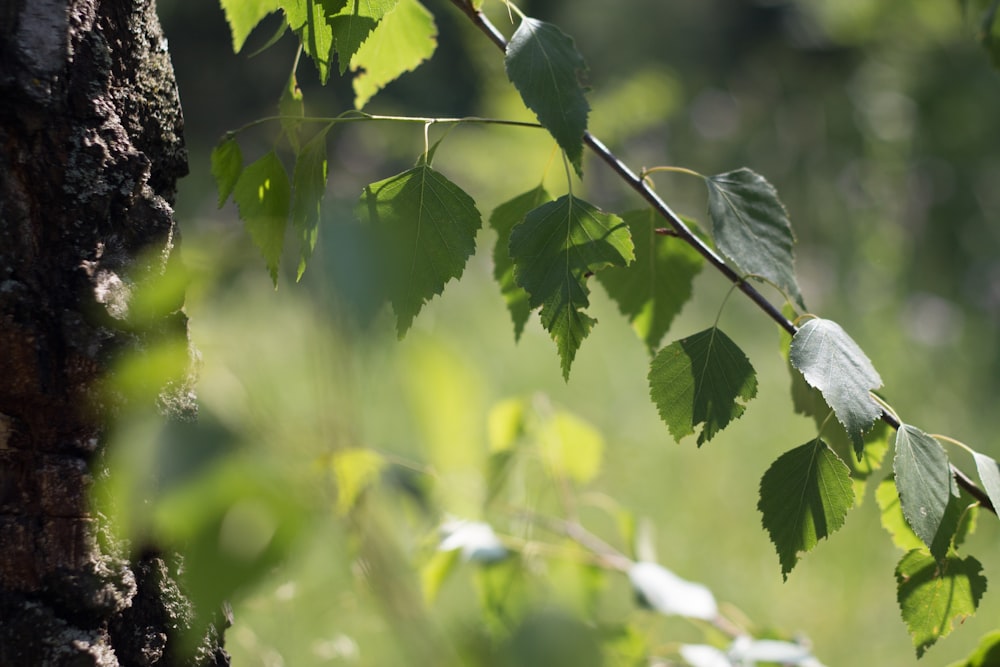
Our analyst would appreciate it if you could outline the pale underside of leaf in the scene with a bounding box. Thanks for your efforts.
[705,168,805,309]
[789,317,882,450]
[893,424,957,556]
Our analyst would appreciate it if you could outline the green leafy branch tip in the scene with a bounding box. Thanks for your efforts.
[446,0,997,518]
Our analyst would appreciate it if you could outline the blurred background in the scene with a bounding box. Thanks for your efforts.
[131,0,1000,664]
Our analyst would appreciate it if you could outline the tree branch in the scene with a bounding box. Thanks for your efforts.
[446,0,997,517]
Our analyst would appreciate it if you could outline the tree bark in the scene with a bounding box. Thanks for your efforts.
[0,1,226,664]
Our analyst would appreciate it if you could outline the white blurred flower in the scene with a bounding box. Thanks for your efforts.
[438,518,508,563]
[628,561,718,620]
[680,644,732,667]
[728,635,822,666]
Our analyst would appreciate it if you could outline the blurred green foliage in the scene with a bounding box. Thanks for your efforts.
[99,0,1000,663]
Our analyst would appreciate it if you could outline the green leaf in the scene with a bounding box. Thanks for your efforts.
[211,136,243,208]
[877,477,926,553]
[219,0,283,52]
[350,0,436,109]
[704,168,804,309]
[946,631,1000,667]
[758,439,854,579]
[648,327,757,446]
[421,547,460,603]
[789,317,883,451]
[291,129,329,280]
[504,18,590,177]
[489,186,552,341]
[281,0,339,83]
[508,195,633,379]
[331,0,398,75]
[894,424,958,557]
[538,411,603,485]
[357,163,481,335]
[278,72,305,151]
[329,447,384,514]
[896,549,986,657]
[972,451,1000,512]
[878,476,979,558]
[232,151,291,285]
[597,209,704,353]
[978,0,1000,69]
[487,397,528,453]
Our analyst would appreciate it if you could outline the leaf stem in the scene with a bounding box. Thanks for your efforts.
[446,0,999,517]
[641,165,705,180]
[225,112,544,138]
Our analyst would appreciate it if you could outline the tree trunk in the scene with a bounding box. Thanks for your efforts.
[0,1,226,664]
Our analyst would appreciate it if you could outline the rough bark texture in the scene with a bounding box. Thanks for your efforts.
[0,1,227,664]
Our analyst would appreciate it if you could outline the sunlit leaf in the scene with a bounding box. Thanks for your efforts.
[878,475,978,559]
[350,0,436,109]
[232,151,291,286]
[281,0,338,83]
[331,0,398,74]
[896,549,986,657]
[357,163,481,335]
[789,317,883,451]
[597,209,704,353]
[291,129,329,280]
[421,547,460,603]
[219,0,283,52]
[876,477,925,553]
[330,448,384,514]
[628,561,718,620]
[487,397,528,453]
[505,18,590,176]
[538,411,603,484]
[758,439,854,578]
[211,135,243,207]
[509,195,633,379]
[705,168,804,309]
[648,327,757,446]
[894,424,957,557]
[489,186,551,341]
[946,630,1000,667]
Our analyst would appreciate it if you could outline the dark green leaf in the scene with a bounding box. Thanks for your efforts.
[330,0,397,75]
[972,451,1000,513]
[705,168,804,309]
[232,151,291,286]
[219,0,283,52]
[291,130,329,280]
[896,549,986,657]
[894,424,957,557]
[597,209,704,353]
[278,72,305,151]
[946,630,1000,667]
[789,318,883,450]
[489,186,551,341]
[350,0,436,109]
[505,18,590,176]
[509,195,633,379]
[211,136,243,208]
[648,327,757,446]
[356,163,481,335]
[758,439,854,579]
